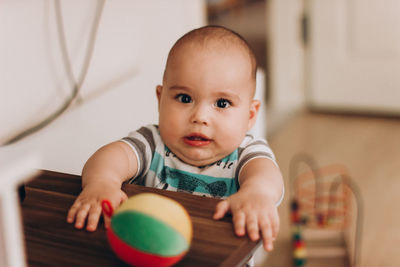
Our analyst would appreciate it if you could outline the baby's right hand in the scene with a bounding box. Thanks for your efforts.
[67,182,127,231]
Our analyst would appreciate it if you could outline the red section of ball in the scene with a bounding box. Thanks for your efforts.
[107,228,186,267]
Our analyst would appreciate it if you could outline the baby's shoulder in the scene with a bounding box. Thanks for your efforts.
[239,134,268,148]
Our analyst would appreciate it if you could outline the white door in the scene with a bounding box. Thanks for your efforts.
[305,0,400,115]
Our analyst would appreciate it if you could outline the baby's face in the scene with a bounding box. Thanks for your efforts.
[157,43,259,166]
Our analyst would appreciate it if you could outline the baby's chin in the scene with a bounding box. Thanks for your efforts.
[173,150,229,167]
[176,154,216,167]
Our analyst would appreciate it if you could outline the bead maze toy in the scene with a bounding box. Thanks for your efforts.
[289,153,363,267]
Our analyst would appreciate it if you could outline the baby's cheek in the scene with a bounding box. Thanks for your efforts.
[160,129,175,147]
[221,124,245,143]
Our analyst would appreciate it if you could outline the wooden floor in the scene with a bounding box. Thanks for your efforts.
[255,111,400,267]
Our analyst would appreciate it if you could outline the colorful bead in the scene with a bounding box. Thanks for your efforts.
[294,247,307,258]
[294,258,306,266]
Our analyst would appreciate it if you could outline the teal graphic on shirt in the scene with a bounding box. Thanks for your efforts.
[149,149,238,197]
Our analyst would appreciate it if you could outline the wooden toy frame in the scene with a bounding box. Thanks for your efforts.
[289,153,363,267]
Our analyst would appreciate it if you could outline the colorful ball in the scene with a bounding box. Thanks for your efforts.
[104,193,192,267]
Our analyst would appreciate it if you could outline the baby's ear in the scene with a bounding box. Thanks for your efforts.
[248,99,260,130]
[156,85,163,106]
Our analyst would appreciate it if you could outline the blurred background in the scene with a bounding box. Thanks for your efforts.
[1,0,399,266]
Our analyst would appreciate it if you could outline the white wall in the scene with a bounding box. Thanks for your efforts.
[0,0,206,174]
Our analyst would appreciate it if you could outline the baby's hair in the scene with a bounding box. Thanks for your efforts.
[163,25,257,83]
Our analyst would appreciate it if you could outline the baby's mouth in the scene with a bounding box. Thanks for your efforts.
[183,134,212,147]
[187,136,208,141]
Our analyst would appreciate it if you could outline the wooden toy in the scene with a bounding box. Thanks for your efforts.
[102,193,192,267]
[289,153,363,267]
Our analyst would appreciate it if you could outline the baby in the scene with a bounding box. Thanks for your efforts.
[67,25,284,252]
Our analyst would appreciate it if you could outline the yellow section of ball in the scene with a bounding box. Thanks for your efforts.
[115,193,192,244]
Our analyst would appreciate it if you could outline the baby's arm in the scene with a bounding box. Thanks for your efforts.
[213,158,283,251]
[67,141,138,231]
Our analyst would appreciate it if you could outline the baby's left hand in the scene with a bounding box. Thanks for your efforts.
[213,188,279,251]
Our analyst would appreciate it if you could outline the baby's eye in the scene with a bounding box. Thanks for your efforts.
[176,94,192,103]
[215,98,231,109]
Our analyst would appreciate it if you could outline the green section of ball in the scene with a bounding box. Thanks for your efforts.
[111,210,189,257]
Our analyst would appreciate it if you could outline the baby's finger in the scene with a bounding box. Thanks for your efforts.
[270,212,280,239]
[246,214,260,241]
[260,217,273,251]
[213,200,230,220]
[232,211,246,236]
[263,239,274,252]
[120,191,128,202]
[74,203,91,229]
[67,201,81,223]
[86,204,102,232]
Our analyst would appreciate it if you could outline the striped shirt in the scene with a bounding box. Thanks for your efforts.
[121,125,277,199]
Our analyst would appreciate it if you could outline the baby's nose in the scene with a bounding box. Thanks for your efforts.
[190,104,209,125]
